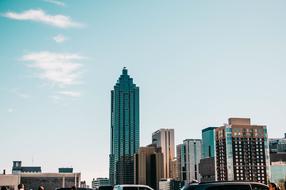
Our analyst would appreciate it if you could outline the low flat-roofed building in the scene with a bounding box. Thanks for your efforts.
[20,172,81,190]
[12,161,41,174]
[59,168,73,173]
[270,161,286,184]
[270,153,286,163]
[0,174,20,190]
[92,178,110,189]
[269,133,286,153]
[159,179,184,190]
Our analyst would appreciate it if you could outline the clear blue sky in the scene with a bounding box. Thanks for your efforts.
[1,0,286,185]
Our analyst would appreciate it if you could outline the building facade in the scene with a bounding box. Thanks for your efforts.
[176,139,202,182]
[269,134,286,153]
[109,68,140,185]
[269,138,286,188]
[215,118,270,184]
[159,179,184,190]
[8,161,80,190]
[183,139,202,182]
[12,161,41,174]
[200,127,217,182]
[134,145,163,190]
[58,168,73,173]
[80,181,87,188]
[202,127,217,159]
[20,173,81,190]
[270,161,286,184]
[92,178,110,189]
[176,144,184,181]
[170,159,179,180]
[152,129,175,179]
[0,174,20,190]
[199,157,216,182]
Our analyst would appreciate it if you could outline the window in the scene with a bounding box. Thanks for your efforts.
[123,187,138,190]
[206,185,250,190]
[139,187,151,190]
[182,185,200,190]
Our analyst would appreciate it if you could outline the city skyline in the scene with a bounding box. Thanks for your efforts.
[1,0,286,185]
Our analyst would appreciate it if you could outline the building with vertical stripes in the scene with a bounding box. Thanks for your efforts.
[152,129,175,179]
[109,67,140,185]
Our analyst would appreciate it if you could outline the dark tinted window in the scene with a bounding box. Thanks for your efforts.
[123,187,138,190]
[99,186,113,190]
[206,185,251,190]
[181,185,201,190]
[251,184,268,190]
[139,187,150,190]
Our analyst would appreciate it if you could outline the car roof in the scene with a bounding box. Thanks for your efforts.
[198,181,267,186]
[114,185,152,188]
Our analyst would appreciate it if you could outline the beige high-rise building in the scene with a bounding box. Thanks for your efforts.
[215,118,271,184]
[170,159,179,180]
[134,145,163,190]
[152,129,175,179]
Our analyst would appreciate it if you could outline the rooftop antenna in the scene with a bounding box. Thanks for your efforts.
[122,67,128,74]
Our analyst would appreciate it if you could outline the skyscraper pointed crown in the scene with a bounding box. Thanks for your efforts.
[122,67,128,75]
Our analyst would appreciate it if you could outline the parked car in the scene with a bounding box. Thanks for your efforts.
[113,184,154,190]
[181,181,269,190]
[56,188,94,190]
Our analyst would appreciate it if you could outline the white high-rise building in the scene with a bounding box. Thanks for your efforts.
[183,139,202,182]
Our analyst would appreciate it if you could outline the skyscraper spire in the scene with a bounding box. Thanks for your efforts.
[122,67,128,75]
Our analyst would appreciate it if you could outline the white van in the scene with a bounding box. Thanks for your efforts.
[113,185,154,190]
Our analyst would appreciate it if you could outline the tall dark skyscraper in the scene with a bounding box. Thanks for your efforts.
[109,67,140,185]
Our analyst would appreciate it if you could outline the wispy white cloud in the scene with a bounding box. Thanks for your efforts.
[11,88,31,99]
[18,93,31,99]
[8,108,14,113]
[49,95,62,103]
[22,51,85,87]
[53,34,67,43]
[58,91,81,97]
[2,9,81,28]
[43,0,65,7]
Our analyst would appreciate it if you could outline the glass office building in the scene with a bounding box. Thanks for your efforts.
[109,68,140,185]
[202,127,217,159]
[177,138,203,182]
